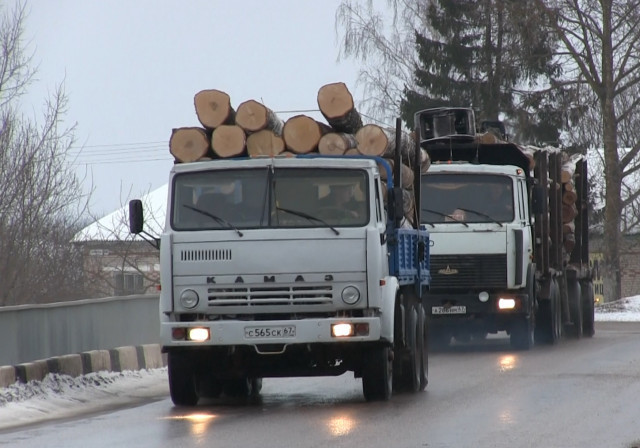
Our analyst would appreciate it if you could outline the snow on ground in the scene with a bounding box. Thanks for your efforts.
[0,297,639,431]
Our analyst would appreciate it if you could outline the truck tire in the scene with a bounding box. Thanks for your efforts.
[534,279,561,345]
[396,305,420,393]
[418,304,429,391]
[168,352,199,406]
[510,315,533,350]
[362,345,393,401]
[224,377,262,397]
[566,280,583,338]
[581,281,595,337]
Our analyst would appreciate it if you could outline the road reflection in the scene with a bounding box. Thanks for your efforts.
[162,412,217,437]
[326,413,358,436]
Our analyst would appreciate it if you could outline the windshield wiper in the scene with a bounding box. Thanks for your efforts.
[276,206,340,235]
[456,207,503,227]
[421,208,469,227]
[183,204,244,237]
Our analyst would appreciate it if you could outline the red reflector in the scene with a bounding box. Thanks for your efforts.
[172,327,186,340]
[380,279,386,286]
[156,284,162,291]
[354,323,370,336]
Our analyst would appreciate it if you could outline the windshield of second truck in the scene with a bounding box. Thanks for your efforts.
[171,167,369,230]
[420,174,514,224]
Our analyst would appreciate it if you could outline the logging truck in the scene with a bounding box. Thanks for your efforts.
[129,118,431,405]
[415,107,594,350]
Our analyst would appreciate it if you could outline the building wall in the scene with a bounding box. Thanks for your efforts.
[590,234,640,302]
[77,241,160,298]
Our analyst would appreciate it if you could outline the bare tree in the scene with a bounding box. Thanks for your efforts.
[0,2,89,305]
[536,0,640,301]
[335,0,426,124]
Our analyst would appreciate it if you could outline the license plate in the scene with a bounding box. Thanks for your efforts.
[244,325,296,339]
[432,305,466,315]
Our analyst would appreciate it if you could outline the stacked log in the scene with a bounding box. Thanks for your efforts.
[560,153,583,260]
[167,82,429,224]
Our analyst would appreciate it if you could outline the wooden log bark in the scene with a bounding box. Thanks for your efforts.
[211,125,246,158]
[318,132,358,155]
[246,129,285,157]
[235,100,284,134]
[563,221,575,235]
[170,127,211,162]
[282,115,331,154]
[317,82,363,134]
[377,159,414,189]
[194,89,235,129]
[562,188,577,205]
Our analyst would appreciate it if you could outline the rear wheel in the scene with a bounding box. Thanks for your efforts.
[418,304,429,391]
[223,376,262,397]
[567,280,583,338]
[534,279,561,345]
[362,345,393,401]
[581,281,595,337]
[168,352,199,406]
[400,306,421,393]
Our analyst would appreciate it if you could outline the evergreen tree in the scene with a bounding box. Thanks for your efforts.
[401,0,561,144]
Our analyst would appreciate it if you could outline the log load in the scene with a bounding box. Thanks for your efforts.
[235,100,284,135]
[317,82,363,134]
[170,127,211,162]
[246,129,285,157]
[283,115,331,154]
[211,125,246,158]
[194,89,235,129]
[318,132,358,155]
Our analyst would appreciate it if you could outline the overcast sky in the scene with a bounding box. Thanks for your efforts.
[13,0,364,217]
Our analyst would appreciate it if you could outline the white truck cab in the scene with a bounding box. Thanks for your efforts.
[130,153,430,405]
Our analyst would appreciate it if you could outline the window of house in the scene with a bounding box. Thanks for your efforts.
[114,272,144,296]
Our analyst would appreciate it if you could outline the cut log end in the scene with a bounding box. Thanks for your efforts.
[317,82,355,119]
[283,115,324,154]
[246,129,285,157]
[211,125,246,158]
[236,100,269,132]
[170,127,210,162]
[194,89,234,129]
[355,124,388,157]
[318,132,357,156]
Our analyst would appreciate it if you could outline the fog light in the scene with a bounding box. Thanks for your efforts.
[341,286,360,305]
[188,327,210,342]
[332,323,354,337]
[498,298,516,310]
[478,291,490,303]
[180,289,199,309]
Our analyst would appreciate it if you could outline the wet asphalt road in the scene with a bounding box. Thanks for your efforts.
[1,322,640,448]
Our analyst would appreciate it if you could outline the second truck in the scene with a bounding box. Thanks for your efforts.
[415,107,594,350]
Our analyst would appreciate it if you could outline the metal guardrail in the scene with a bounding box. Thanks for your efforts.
[0,295,160,367]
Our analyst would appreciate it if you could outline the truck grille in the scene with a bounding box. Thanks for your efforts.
[430,254,507,290]
[207,284,333,306]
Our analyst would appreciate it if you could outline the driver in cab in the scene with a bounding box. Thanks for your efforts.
[318,183,363,221]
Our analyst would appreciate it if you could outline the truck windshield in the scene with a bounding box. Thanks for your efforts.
[171,167,369,230]
[420,174,514,224]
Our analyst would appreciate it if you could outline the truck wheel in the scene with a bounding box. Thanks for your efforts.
[168,352,199,406]
[581,281,595,337]
[362,345,393,401]
[510,315,533,350]
[418,304,429,391]
[401,306,421,393]
[224,377,261,397]
[567,280,583,338]
[534,279,561,345]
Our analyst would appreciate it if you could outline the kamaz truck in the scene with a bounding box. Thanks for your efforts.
[129,121,430,404]
[415,107,594,350]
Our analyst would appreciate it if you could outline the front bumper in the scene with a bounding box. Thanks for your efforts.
[160,317,383,347]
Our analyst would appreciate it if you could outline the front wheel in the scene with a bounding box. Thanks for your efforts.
[510,315,533,350]
[362,345,393,401]
[168,352,199,406]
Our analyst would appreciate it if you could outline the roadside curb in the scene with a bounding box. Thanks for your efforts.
[0,344,166,388]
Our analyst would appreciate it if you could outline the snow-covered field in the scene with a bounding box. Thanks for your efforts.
[0,296,639,431]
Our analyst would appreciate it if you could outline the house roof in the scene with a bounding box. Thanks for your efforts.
[73,184,168,242]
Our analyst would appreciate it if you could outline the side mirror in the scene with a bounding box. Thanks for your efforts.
[531,184,545,216]
[129,199,144,234]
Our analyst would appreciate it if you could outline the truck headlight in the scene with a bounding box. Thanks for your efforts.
[498,298,516,310]
[341,286,361,305]
[180,289,199,309]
